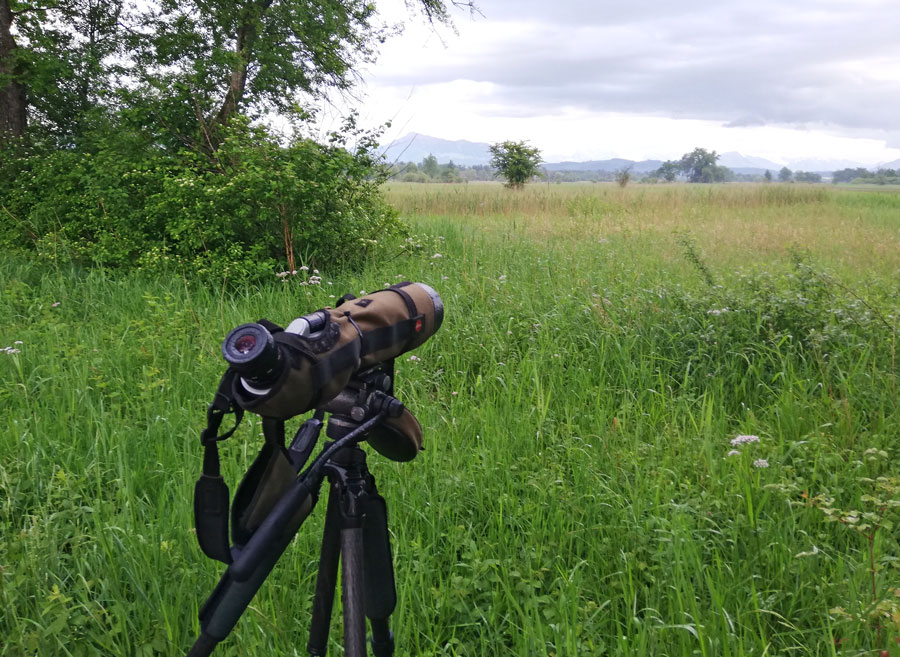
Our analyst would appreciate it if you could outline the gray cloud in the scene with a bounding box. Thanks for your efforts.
[380,0,900,136]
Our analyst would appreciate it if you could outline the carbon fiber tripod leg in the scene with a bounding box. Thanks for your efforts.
[307,486,342,657]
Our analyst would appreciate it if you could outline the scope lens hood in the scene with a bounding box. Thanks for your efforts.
[415,283,444,332]
[222,323,282,385]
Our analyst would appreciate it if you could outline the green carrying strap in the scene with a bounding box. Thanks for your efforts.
[229,423,297,547]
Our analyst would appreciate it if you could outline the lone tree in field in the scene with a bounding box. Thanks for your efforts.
[489,140,542,188]
[680,148,729,183]
[778,166,793,182]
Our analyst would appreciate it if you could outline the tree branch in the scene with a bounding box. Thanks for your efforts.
[11,5,55,17]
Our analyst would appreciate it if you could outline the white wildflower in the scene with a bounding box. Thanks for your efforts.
[731,434,760,446]
[51,302,61,308]
[727,450,741,457]
[408,355,420,361]
[431,253,442,259]
[300,265,309,271]
[753,459,769,468]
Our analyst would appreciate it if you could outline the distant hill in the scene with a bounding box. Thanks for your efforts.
[381,133,491,166]
[718,151,783,171]
[542,159,663,173]
[786,157,867,172]
[877,158,900,169]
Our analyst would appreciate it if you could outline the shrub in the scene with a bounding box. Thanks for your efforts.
[0,121,404,280]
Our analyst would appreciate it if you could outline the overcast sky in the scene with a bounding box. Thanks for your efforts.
[328,0,900,165]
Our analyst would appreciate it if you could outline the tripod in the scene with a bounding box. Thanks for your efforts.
[187,368,412,657]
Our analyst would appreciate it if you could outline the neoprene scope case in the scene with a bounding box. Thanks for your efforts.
[232,282,442,422]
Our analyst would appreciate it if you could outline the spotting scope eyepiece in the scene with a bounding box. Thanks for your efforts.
[222,323,281,388]
[222,282,442,424]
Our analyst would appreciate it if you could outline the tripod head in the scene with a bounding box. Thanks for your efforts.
[323,362,423,461]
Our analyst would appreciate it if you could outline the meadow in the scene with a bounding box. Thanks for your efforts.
[1,182,898,656]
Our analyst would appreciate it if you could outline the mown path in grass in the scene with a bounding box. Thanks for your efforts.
[1,183,898,656]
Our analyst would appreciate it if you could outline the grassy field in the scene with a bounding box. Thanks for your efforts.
[1,183,899,656]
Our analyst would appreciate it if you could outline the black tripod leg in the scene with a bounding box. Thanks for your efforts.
[341,515,367,657]
[363,493,397,657]
[307,485,342,657]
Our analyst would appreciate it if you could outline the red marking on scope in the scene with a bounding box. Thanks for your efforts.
[414,319,423,333]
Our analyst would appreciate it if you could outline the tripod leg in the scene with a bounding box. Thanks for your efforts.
[341,519,367,657]
[364,493,396,657]
[307,485,342,657]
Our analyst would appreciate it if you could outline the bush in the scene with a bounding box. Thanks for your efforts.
[0,121,404,280]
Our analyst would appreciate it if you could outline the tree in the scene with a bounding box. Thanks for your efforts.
[489,140,542,188]
[421,154,440,179]
[2,0,473,149]
[1,0,123,141]
[680,148,729,183]
[0,0,26,137]
[655,160,681,182]
[778,166,793,182]
[764,169,772,182]
[1,0,476,277]
[614,166,632,188]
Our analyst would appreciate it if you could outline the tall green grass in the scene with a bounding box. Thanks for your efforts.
[1,184,898,656]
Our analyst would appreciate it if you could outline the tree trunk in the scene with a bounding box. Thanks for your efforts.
[211,0,274,138]
[0,0,27,138]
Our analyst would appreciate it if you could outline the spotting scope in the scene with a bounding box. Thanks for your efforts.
[221,282,443,422]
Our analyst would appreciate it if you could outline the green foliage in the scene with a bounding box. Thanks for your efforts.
[794,170,822,183]
[833,167,900,185]
[655,159,681,182]
[679,147,731,183]
[420,154,440,178]
[778,166,793,182]
[489,140,543,188]
[833,167,872,183]
[764,169,773,182]
[655,149,732,183]
[0,120,403,280]
[614,166,632,188]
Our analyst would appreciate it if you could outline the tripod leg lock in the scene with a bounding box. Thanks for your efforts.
[370,630,394,657]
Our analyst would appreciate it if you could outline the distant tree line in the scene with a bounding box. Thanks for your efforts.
[392,146,900,188]
[831,168,900,185]
[391,155,495,183]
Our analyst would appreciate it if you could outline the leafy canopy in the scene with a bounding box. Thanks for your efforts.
[0,0,475,278]
[654,148,731,183]
[489,140,542,189]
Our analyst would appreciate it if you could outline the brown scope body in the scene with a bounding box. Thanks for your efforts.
[222,282,442,422]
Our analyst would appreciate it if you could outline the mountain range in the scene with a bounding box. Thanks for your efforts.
[381,133,891,174]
